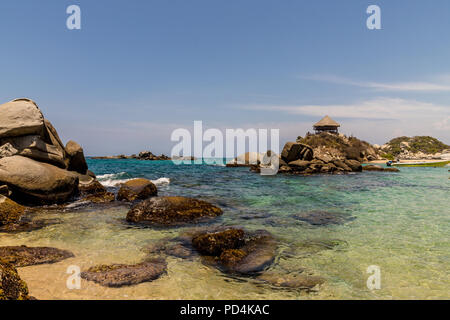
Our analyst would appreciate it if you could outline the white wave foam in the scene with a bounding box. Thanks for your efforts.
[151,177,170,186]
[97,172,131,187]
[97,172,128,180]
[97,172,170,187]
[100,178,132,187]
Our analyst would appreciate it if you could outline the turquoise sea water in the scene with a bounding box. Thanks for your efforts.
[1,159,449,299]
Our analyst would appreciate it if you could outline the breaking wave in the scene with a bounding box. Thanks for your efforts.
[97,172,170,187]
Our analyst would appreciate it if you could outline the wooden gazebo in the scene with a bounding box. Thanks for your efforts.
[313,115,340,134]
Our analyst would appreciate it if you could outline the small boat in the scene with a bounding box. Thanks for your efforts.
[391,160,450,167]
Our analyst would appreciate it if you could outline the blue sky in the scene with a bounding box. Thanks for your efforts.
[1,0,449,155]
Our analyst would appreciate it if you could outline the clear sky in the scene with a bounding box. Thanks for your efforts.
[1,0,449,155]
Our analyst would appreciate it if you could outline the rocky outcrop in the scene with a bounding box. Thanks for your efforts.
[126,196,223,226]
[380,136,449,160]
[0,246,74,267]
[0,196,25,226]
[0,262,31,300]
[0,98,91,205]
[297,132,380,162]
[0,156,79,204]
[65,140,88,174]
[117,178,157,202]
[91,151,171,161]
[192,228,277,275]
[81,258,167,287]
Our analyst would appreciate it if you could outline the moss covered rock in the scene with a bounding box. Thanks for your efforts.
[126,196,223,226]
[0,262,31,300]
[117,178,157,202]
[192,229,245,255]
[0,195,25,226]
[0,246,74,267]
[81,258,167,287]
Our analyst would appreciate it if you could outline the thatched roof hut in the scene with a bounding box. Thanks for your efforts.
[313,116,340,134]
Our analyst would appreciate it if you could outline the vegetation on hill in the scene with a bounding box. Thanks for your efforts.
[383,136,449,157]
[297,132,377,161]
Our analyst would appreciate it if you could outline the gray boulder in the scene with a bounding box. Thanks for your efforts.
[0,98,44,138]
[0,155,79,204]
[281,142,314,163]
[0,135,66,168]
[66,140,88,174]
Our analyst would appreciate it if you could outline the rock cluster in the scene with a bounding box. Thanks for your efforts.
[91,150,171,161]
[380,136,449,160]
[262,141,363,175]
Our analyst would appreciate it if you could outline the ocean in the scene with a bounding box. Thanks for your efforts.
[1,158,449,299]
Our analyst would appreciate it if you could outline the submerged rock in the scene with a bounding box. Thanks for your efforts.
[192,229,245,255]
[126,196,223,226]
[293,211,355,226]
[362,165,385,171]
[0,262,31,300]
[257,272,324,290]
[0,156,79,205]
[117,178,157,202]
[145,240,195,259]
[0,218,57,234]
[81,258,167,287]
[83,192,115,204]
[192,228,277,275]
[0,246,74,267]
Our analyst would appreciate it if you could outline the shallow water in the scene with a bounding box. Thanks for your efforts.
[1,159,449,299]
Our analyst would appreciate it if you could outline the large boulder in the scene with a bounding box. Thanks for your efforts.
[0,98,44,138]
[126,196,223,226]
[281,142,313,163]
[0,196,25,226]
[0,156,79,204]
[117,178,157,202]
[344,159,362,172]
[0,135,66,168]
[0,262,31,300]
[65,140,88,174]
[288,160,311,171]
